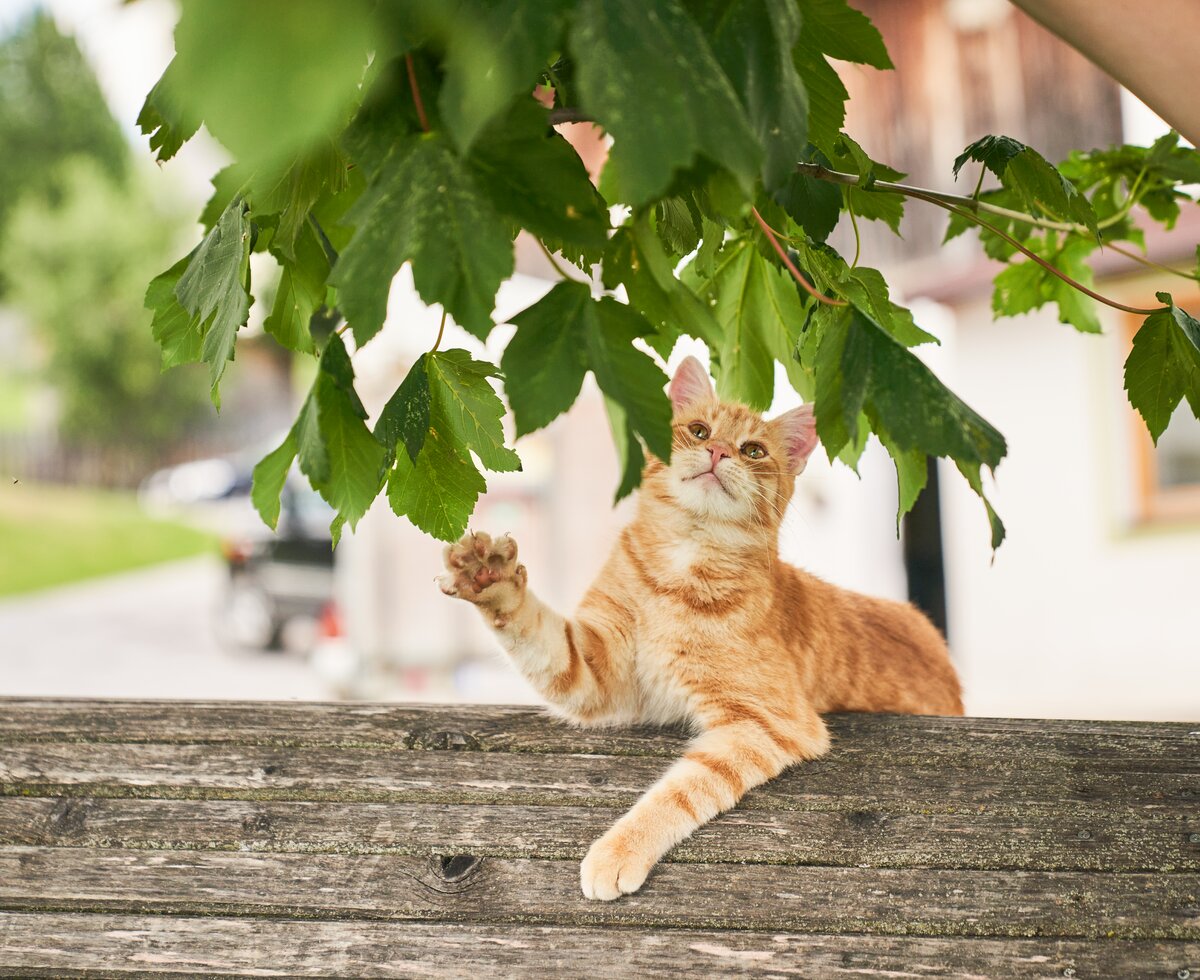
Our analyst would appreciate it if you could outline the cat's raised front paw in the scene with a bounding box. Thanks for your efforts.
[580,830,655,901]
[438,531,526,617]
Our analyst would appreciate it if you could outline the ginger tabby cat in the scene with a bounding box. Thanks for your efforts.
[438,355,963,901]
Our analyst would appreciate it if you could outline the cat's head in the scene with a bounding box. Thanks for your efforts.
[644,356,818,526]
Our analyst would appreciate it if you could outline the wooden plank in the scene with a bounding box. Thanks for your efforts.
[3,740,1196,813]
[3,845,1198,939]
[2,796,1197,873]
[1,912,1196,979]
[2,699,1197,768]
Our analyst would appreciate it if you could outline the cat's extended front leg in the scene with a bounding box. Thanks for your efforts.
[580,705,830,900]
[438,531,626,718]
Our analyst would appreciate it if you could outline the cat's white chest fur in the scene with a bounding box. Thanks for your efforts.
[632,599,719,727]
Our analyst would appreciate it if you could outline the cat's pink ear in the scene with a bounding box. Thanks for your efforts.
[774,404,819,474]
[668,356,714,410]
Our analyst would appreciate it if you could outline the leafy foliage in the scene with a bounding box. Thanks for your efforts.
[2,160,207,464]
[0,12,128,285]
[141,0,1200,550]
[1124,293,1200,445]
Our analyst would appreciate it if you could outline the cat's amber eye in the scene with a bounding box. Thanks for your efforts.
[742,442,768,460]
[688,422,710,440]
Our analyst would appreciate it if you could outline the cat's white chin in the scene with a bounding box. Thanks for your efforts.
[669,469,754,522]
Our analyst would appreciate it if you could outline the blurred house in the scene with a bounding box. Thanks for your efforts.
[847,0,1200,720]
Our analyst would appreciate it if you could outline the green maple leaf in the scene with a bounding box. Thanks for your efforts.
[955,135,1097,235]
[174,198,252,407]
[570,0,760,205]
[992,237,1101,334]
[814,304,1007,546]
[798,0,893,69]
[439,0,574,151]
[773,168,842,243]
[693,0,808,191]
[341,57,426,182]
[603,216,722,358]
[502,283,590,436]
[136,57,199,163]
[253,335,387,535]
[146,255,201,369]
[1124,293,1200,444]
[250,141,348,262]
[793,40,848,152]
[308,335,387,529]
[604,396,646,503]
[793,242,937,348]
[503,281,673,464]
[263,220,327,355]
[688,239,809,409]
[375,355,432,464]
[819,133,906,235]
[251,430,298,531]
[333,133,515,345]
[387,427,486,542]
[468,100,609,258]
[170,0,373,170]
[426,350,521,473]
[654,196,702,258]
[952,135,1025,182]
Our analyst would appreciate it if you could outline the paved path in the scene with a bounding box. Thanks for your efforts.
[0,558,332,701]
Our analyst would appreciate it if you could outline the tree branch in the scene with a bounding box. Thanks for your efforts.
[751,207,848,307]
[547,107,594,126]
[405,54,430,133]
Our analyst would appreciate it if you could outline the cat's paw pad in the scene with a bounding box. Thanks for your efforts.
[580,832,654,901]
[438,531,526,613]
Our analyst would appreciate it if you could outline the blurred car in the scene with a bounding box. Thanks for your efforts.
[216,481,336,651]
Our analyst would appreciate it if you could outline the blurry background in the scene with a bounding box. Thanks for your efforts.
[0,0,1196,720]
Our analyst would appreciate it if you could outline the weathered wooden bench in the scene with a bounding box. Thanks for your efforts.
[0,698,1196,977]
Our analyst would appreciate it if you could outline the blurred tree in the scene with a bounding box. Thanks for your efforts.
[0,10,128,287]
[1,158,209,478]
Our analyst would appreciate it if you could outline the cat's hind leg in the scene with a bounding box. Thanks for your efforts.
[580,703,830,900]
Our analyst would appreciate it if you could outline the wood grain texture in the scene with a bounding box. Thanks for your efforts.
[3,845,1199,939]
[1,796,1197,873]
[2,912,1196,979]
[3,697,1197,759]
[1,698,1198,974]
[2,911,1190,978]
[3,740,1197,814]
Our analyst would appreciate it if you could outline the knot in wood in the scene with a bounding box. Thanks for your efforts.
[434,854,482,883]
[846,810,884,831]
[405,729,482,751]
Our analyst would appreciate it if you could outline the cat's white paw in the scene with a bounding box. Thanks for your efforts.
[580,830,654,901]
[438,531,526,616]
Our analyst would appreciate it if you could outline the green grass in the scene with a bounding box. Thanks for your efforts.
[0,481,218,597]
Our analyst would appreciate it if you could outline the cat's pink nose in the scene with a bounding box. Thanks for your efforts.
[709,444,732,469]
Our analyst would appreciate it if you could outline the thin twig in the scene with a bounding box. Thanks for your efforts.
[797,162,1135,234]
[971,165,986,201]
[896,187,1163,316]
[405,54,430,133]
[750,207,848,307]
[431,308,447,351]
[547,107,593,125]
[533,236,573,279]
[848,198,862,269]
[1104,241,1199,281]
